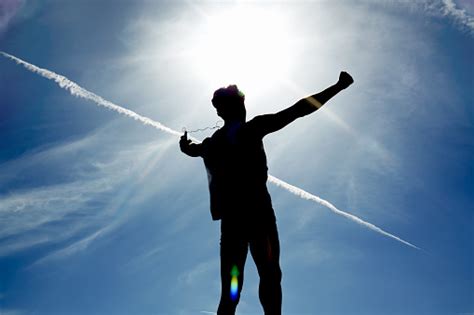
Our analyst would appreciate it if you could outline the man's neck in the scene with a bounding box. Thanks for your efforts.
[224,119,244,127]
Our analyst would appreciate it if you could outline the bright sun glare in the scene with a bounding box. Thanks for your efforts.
[187,5,295,94]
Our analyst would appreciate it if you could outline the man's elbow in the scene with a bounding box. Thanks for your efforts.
[181,148,201,157]
[188,151,201,158]
[295,97,323,114]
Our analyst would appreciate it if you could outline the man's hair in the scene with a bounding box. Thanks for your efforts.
[211,85,245,110]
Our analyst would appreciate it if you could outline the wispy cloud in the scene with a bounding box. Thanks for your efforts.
[403,0,474,34]
[0,175,116,240]
[119,244,168,274]
[441,0,474,32]
[178,259,218,286]
[0,122,175,260]
[0,0,24,33]
[0,154,119,257]
[30,227,106,267]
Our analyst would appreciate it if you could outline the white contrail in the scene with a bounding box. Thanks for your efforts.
[1,51,419,250]
[0,51,182,137]
[268,175,419,249]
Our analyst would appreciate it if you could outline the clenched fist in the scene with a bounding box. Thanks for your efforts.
[337,71,354,90]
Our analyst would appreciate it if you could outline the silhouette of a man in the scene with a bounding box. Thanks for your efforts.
[180,72,353,314]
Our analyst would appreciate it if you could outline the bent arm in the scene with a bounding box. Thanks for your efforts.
[249,71,353,137]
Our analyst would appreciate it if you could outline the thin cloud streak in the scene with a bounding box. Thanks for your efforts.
[0,177,113,240]
[268,175,420,250]
[0,152,125,257]
[1,51,420,250]
[0,51,182,137]
[0,124,174,258]
[30,227,106,267]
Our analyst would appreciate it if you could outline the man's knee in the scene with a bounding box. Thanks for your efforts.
[217,295,239,315]
[261,264,282,284]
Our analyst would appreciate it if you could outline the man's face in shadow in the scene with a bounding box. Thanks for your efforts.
[216,103,246,123]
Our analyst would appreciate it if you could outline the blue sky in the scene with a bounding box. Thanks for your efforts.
[0,1,473,314]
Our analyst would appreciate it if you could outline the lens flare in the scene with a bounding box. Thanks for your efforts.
[230,265,239,301]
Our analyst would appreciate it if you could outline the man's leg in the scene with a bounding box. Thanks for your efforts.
[249,220,282,315]
[217,226,248,315]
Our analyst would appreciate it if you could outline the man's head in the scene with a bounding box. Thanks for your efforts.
[212,85,246,122]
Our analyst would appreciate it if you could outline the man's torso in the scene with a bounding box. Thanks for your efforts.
[201,121,274,222]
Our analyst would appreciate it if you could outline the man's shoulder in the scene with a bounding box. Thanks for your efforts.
[202,129,223,148]
[241,117,266,140]
[209,128,224,140]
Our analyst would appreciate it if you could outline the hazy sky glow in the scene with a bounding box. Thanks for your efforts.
[0,1,473,315]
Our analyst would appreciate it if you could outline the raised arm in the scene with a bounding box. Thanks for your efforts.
[179,131,203,157]
[248,71,354,137]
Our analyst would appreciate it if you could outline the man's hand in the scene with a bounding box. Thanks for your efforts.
[180,131,203,157]
[337,71,354,90]
[180,131,191,151]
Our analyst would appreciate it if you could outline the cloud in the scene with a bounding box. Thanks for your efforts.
[178,259,218,286]
[119,243,168,274]
[0,122,176,259]
[30,228,106,267]
[0,175,117,241]
[402,0,474,34]
[441,0,474,32]
[0,0,24,33]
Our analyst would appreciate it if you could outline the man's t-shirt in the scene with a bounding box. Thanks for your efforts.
[201,120,274,222]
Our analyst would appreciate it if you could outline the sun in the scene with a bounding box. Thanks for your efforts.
[186,4,296,95]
